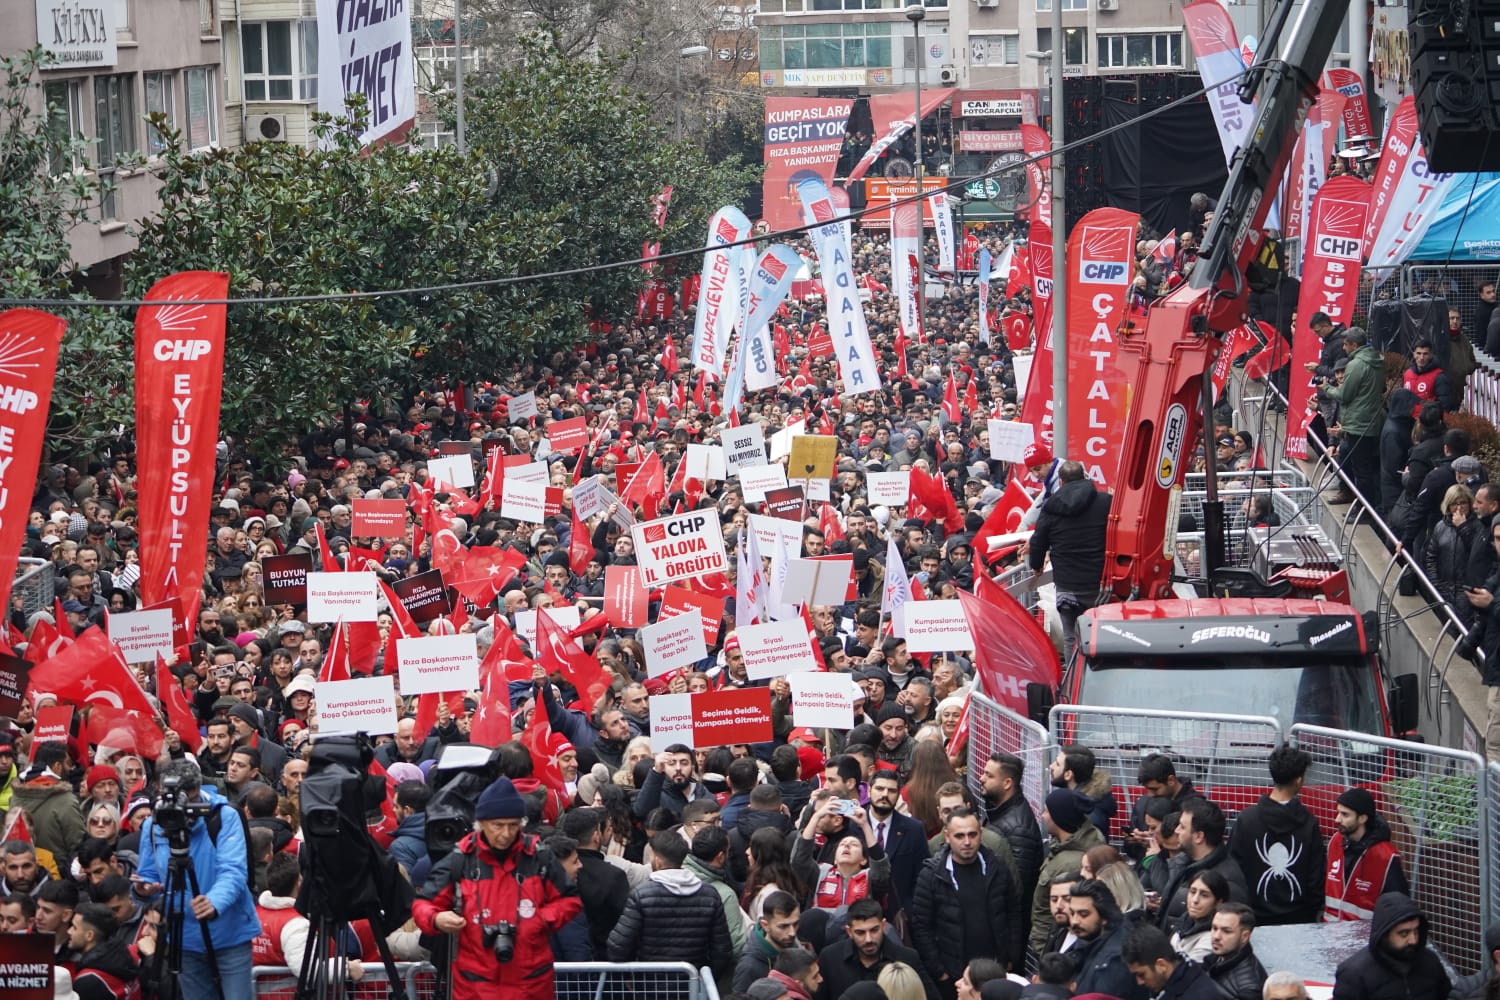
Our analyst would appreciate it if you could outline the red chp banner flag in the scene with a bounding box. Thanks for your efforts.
[761,98,854,233]
[135,272,229,616]
[0,311,64,618]
[1287,176,1372,459]
[1322,67,1373,142]
[1019,124,1052,229]
[1065,208,1140,487]
[1364,96,1457,277]
[1020,222,1056,454]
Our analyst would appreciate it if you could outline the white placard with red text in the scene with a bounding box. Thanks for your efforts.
[316,675,398,736]
[108,609,175,663]
[899,599,975,653]
[630,510,729,588]
[789,671,856,730]
[426,455,476,490]
[738,618,819,680]
[500,478,549,523]
[739,464,789,503]
[396,633,480,695]
[514,606,582,648]
[306,572,378,622]
[867,471,911,508]
[749,513,802,553]
[507,391,539,421]
[640,609,706,678]
[507,461,549,485]
[649,692,695,749]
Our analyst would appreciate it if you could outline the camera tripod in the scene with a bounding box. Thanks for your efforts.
[160,842,224,1000]
[295,912,407,1000]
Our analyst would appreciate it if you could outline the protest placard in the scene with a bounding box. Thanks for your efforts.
[514,606,581,648]
[548,416,588,453]
[436,441,472,457]
[262,553,311,605]
[605,566,649,627]
[426,455,475,490]
[396,634,479,695]
[0,652,28,718]
[789,672,856,730]
[650,693,695,749]
[657,587,724,646]
[640,610,706,678]
[738,619,819,680]
[739,464,788,503]
[764,486,806,522]
[33,704,73,744]
[788,435,838,480]
[108,609,175,664]
[749,513,802,553]
[572,477,608,521]
[352,499,408,537]
[500,479,548,523]
[722,424,768,473]
[316,676,398,736]
[507,460,549,485]
[684,443,728,481]
[630,510,729,588]
[391,569,452,624]
[988,419,1035,462]
[899,599,975,653]
[782,558,854,607]
[306,572,378,622]
[806,478,831,503]
[769,421,805,461]
[507,391,539,422]
[867,471,911,508]
[692,687,774,746]
[0,931,53,999]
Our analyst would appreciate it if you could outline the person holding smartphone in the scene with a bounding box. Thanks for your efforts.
[791,792,888,912]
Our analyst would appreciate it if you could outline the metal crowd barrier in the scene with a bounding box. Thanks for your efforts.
[1047,705,1287,838]
[1289,723,1490,975]
[252,961,719,1000]
[964,689,1056,827]
[14,558,54,619]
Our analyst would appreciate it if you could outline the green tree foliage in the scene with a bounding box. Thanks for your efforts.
[0,48,133,456]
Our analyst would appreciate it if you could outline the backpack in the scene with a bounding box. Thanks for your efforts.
[205,801,257,893]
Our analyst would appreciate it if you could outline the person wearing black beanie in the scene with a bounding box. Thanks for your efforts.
[1324,786,1410,922]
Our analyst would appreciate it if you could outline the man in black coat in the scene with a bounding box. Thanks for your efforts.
[1122,923,1222,1000]
[1203,903,1268,1000]
[1332,892,1452,1000]
[607,831,734,980]
[867,770,928,910]
[1227,744,1325,926]
[632,744,710,822]
[979,751,1044,912]
[1028,460,1110,665]
[1158,799,1250,929]
[911,808,1021,990]
[818,897,941,1000]
[1067,879,1147,1000]
[559,807,628,961]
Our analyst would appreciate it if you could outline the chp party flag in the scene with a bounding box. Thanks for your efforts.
[891,198,922,346]
[797,178,881,394]
[1065,208,1139,487]
[690,207,752,377]
[1286,175,1372,459]
[741,245,804,394]
[1364,96,1458,281]
[1183,0,1253,164]
[0,311,64,619]
[135,272,229,616]
[977,249,993,345]
[1020,124,1052,228]
[1020,221,1056,455]
[928,190,955,272]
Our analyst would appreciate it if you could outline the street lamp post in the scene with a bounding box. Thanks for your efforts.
[676,45,711,141]
[904,4,926,326]
[454,0,465,152]
[1026,29,1067,460]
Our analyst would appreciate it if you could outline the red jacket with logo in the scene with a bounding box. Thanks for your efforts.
[412,832,581,1000]
[1323,832,1402,921]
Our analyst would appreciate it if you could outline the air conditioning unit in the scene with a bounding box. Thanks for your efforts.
[976,0,998,8]
[248,114,288,142]
[1097,0,1119,9]
[940,66,958,84]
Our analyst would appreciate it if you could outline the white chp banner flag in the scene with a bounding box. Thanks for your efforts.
[1364,96,1458,280]
[316,0,414,146]
[891,198,921,345]
[798,178,880,394]
[691,207,752,376]
[928,191,955,272]
[1182,0,1252,165]
[742,245,803,392]
[722,243,755,369]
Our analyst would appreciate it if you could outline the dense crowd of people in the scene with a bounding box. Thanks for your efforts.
[0,196,1495,1000]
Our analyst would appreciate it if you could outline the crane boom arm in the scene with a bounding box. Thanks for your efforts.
[1103,0,1351,600]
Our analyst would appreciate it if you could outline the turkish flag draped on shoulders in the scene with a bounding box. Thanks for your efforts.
[0,311,64,617]
[957,587,1059,716]
[134,272,229,626]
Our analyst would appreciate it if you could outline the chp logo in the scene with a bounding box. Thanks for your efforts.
[808,198,837,224]
[1313,200,1367,261]
[643,522,668,544]
[715,216,741,245]
[1079,225,1132,285]
[760,253,788,283]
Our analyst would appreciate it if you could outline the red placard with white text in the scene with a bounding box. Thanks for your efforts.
[605,566,649,627]
[352,499,407,537]
[657,587,724,646]
[548,417,588,454]
[692,687,773,747]
[32,705,73,745]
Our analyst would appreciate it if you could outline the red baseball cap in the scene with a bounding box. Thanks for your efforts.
[789,727,823,745]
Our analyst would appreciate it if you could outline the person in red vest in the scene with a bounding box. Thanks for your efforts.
[67,902,139,1000]
[252,853,364,985]
[1324,787,1410,922]
[1402,340,1456,412]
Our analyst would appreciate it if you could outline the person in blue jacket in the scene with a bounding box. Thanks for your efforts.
[133,760,261,1000]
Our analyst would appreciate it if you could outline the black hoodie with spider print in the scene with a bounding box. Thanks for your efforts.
[1227,792,1327,925]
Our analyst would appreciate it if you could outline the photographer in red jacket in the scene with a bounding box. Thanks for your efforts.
[413,777,581,1000]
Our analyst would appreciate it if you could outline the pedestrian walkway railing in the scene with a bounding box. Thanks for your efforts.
[1289,723,1490,975]
[252,961,719,1000]
[964,689,1056,828]
[1046,705,1286,838]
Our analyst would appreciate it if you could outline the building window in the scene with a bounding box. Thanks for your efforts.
[1037,27,1087,65]
[43,79,85,174]
[94,74,138,220]
[761,0,910,12]
[1036,0,1087,10]
[144,71,176,154]
[415,45,482,93]
[186,67,219,149]
[200,0,214,34]
[762,22,892,71]
[1098,32,1183,69]
[418,119,455,149]
[970,35,1019,67]
[242,20,318,101]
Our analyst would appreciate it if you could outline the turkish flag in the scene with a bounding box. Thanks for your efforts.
[30,627,156,717]
[1245,321,1291,381]
[973,479,1035,565]
[319,621,351,683]
[0,312,63,619]
[569,509,594,576]
[135,272,228,621]
[942,373,962,425]
[519,708,568,800]
[537,610,610,709]
[957,587,1059,715]
[156,655,203,753]
[662,336,679,374]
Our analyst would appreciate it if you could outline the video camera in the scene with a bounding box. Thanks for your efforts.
[424,744,506,861]
[153,774,213,846]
